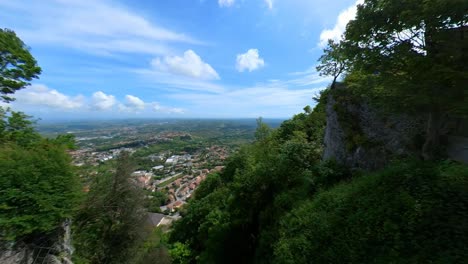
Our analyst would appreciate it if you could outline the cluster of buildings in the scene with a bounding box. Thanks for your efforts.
[69,128,230,216]
[69,147,135,166]
[197,146,229,167]
[132,170,154,188]
[161,167,226,213]
[70,130,193,167]
[126,150,226,214]
[132,164,225,214]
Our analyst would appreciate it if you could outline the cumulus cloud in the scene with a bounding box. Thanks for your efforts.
[318,0,363,47]
[218,0,235,7]
[236,49,265,72]
[126,95,145,110]
[14,84,84,109]
[119,95,145,112]
[91,91,116,110]
[151,50,220,80]
[6,84,185,117]
[264,0,273,9]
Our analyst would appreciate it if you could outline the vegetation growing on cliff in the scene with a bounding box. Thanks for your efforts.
[1,0,467,263]
[0,28,42,102]
[317,0,468,160]
[0,31,81,246]
[167,1,468,263]
[168,91,468,263]
[274,160,468,263]
[168,98,334,263]
[73,152,148,264]
[0,108,81,242]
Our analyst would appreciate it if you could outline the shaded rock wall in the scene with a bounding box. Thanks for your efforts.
[323,88,468,169]
[0,220,74,264]
[447,119,468,164]
[323,91,425,170]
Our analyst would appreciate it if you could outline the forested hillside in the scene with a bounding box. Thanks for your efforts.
[0,109,81,263]
[167,0,468,263]
[1,0,467,263]
[168,92,468,263]
[0,28,169,264]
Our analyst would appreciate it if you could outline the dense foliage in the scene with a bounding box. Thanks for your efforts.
[0,28,42,102]
[0,107,80,242]
[168,91,468,263]
[73,152,147,264]
[168,100,329,264]
[1,3,467,262]
[317,0,468,160]
[274,160,468,263]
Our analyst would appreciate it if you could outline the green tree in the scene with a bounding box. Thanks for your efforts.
[316,39,350,89]
[169,242,192,264]
[254,117,271,141]
[0,110,80,241]
[53,134,78,150]
[0,107,40,146]
[133,227,171,264]
[147,191,168,213]
[169,98,329,264]
[274,160,468,263]
[339,0,468,159]
[0,28,41,102]
[74,152,147,264]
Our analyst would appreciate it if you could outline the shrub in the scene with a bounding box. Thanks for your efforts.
[274,160,468,263]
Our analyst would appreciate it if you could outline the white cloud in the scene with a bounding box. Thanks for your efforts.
[236,49,265,72]
[218,0,272,10]
[318,0,363,47]
[14,84,84,109]
[167,108,184,114]
[169,84,324,118]
[218,0,235,7]
[152,102,184,114]
[0,0,201,56]
[91,91,116,110]
[162,60,335,117]
[286,66,333,86]
[6,84,185,117]
[151,50,220,80]
[135,68,226,94]
[119,95,145,112]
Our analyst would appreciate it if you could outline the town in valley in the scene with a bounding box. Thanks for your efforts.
[37,119,282,222]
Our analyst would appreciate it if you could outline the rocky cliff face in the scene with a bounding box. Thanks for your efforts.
[446,118,468,164]
[323,87,468,169]
[0,220,74,264]
[323,91,426,170]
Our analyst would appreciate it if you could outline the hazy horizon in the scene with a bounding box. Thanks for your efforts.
[35,116,287,124]
[0,0,362,119]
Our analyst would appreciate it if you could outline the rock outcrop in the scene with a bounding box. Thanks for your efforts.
[323,89,426,170]
[0,220,74,264]
[323,87,468,169]
[447,119,468,163]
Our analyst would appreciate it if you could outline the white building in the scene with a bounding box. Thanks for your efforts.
[152,165,164,171]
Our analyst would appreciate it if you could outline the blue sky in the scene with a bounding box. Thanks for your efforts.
[0,0,361,120]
